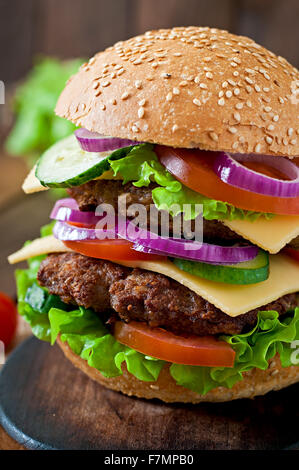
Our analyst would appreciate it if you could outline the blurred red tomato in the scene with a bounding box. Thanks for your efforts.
[0,292,18,348]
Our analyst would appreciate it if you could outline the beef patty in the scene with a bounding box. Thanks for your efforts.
[37,252,297,337]
[67,180,240,243]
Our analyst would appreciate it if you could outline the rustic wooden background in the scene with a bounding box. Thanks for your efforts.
[1,0,299,85]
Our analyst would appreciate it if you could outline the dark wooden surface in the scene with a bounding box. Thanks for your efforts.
[1,0,299,84]
[0,336,299,450]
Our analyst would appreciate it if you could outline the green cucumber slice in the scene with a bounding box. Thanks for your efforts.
[35,134,132,188]
[172,250,269,285]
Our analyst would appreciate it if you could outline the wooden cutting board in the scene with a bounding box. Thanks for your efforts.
[0,336,298,450]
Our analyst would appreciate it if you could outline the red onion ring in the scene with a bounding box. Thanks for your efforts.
[214,152,299,197]
[53,219,259,265]
[75,128,144,152]
[50,198,101,226]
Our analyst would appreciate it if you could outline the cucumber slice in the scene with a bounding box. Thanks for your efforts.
[36,134,132,188]
[172,250,269,285]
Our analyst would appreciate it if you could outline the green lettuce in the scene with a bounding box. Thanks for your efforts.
[16,238,299,395]
[109,144,273,221]
[5,57,84,162]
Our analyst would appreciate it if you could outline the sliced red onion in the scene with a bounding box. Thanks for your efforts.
[75,128,144,152]
[53,220,116,241]
[120,220,258,264]
[50,198,100,226]
[214,152,299,197]
[53,215,259,264]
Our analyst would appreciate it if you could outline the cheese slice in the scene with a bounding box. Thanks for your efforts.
[8,235,299,317]
[22,166,48,194]
[223,215,299,254]
[7,236,71,264]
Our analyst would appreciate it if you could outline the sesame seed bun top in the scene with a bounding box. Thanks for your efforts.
[55,26,299,157]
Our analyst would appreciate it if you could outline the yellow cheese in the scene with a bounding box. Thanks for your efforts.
[22,166,48,194]
[8,235,299,317]
[223,215,299,254]
[7,236,71,264]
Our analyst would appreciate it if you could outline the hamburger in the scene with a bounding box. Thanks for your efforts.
[9,26,299,403]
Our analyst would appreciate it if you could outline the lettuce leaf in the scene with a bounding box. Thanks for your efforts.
[109,144,273,221]
[16,242,299,394]
[5,57,84,161]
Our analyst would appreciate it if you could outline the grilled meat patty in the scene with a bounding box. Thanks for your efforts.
[67,180,240,243]
[37,252,297,337]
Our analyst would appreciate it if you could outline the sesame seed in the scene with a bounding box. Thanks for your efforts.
[264,106,272,112]
[135,80,142,89]
[228,127,238,134]
[102,80,110,87]
[206,72,213,79]
[233,71,239,77]
[166,92,173,101]
[193,98,201,107]
[121,91,130,100]
[235,102,243,110]
[92,81,100,90]
[110,72,116,78]
[219,91,224,98]
[265,136,273,144]
[254,85,261,92]
[227,79,236,86]
[279,97,284,104]
[172,124,179,132]
[138,98,146,106]
[222,81,228,88]
[200,83,208,89]
[290,139,297,145]
[232,141,239,150]
[117,69,125,76]
[246,100,252,107]
[100,104,106,111]
[194,76,200,84]
[245,77,254,85]
[246,85,253,93]
[173,52,182,57]
[288,128,294,136]
[209,132,219,142]
[173,87,180,95]
[110,99,117,105]
[255,143,261,152]
[234,112,241,122]
[273,115,279,122]
[161,72,171,79]
[267,124,275,131]
[233,88,240,96]
[225,90,232,98]
[81,103,86,111]
[179,81,188,87]
[283,137,288,145]
[151,62,158,68]
[138,107,145,118]
[132,125,139,133]
[218,98,225,106]
[94,90,102,97]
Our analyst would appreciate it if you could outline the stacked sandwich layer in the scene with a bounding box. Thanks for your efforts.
[9,27,299,402]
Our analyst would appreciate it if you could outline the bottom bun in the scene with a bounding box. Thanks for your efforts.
[57,338,299,403]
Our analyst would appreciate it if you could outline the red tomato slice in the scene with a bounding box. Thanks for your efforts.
[0,292,18,348]
[156,145,299,215]
[114,321,235,367]
[283,247,299,263]
[63,239,166,262]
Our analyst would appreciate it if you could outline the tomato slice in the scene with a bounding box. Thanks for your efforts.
[63,239,166,262]
[283,247,299,263]
[156,145,299,215]
[0,292,18,348]
[114,321,235,367]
